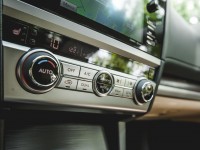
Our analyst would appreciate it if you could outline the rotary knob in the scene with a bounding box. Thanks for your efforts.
[134,78,155,105]
[93,71,114,97]
[147,0,159,13]
[16,49,61,94]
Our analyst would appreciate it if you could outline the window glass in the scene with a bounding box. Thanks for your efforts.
[172,0,200,25]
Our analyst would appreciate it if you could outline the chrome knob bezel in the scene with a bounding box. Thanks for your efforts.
[133,78,155,106]
[16,49,61,94]
[93,70,114,97]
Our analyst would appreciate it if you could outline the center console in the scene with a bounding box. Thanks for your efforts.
[2,0,166,115]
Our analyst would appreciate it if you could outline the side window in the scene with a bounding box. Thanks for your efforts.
[172,0,200,25]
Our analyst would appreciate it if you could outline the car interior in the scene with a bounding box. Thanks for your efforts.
[1,0,200,150]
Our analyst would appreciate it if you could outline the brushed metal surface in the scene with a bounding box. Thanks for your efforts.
[3,43,150,113]
[160,77,200,92]
[5,124,108,150]
[158,85,200,101]
[119,122,126,150]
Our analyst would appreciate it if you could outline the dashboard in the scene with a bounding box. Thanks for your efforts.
[1,1,200,150]
[2,0,200,117]
[1,0,200,118]
[2,0,167,116]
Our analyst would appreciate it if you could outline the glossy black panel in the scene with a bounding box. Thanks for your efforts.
[0,0,3,103]
[0,120,4,150]
[21,0,166,58]
[3,15,156,80]
[126,121,200,150]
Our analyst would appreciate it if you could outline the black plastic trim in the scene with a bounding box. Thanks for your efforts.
[0,120,3,150]
[147,60,165,113]
[0,0,3,102]
[3,110,120,150]
[160,76,200,92]
[164,58,200,83]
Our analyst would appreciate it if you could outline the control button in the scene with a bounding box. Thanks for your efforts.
[147,35,154,41]
[148,68,155,80]
[110,87,123,97]
[22,26,28,31]
[134,78,155,105]
[20,38,26,42]
[147,0,159,13]
[29,38,36,45]
[58,77,78,90]
[16,49,61,94]
[3,20,28,45]
[123,89,133,98]
[31,57,59,85]
[147,25,155,31]
[93,71,114,97]
[31,28,38,36]
[79,67,97,80]
[125,79,136,88]
[147,40,156,46]
[113,75,125,86]
[62,62,80,77]
[147,20,156,28]
[21,32,26,36]
[77,80,93,92]
[147,31,155,38]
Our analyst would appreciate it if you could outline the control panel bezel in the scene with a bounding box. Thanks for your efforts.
[2,0,162,114]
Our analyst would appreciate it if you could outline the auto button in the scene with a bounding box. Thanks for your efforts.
[31,57,58,85]
[16,49,61,94]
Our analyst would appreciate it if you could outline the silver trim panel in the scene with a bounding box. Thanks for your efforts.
[2,41,139,81]
[3,43,150,113]
[160,77,200,92]
[158,85,200,101]
[3,0,161,67]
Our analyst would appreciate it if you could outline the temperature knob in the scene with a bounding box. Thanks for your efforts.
[93,71,114,96]
[16,49,61,93]
[147,0,159,13]
[134,78,155,105]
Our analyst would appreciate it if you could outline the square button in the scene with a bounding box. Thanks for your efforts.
[62,62,80,77]
[79,67,97,80]
[113,75,125,86]
[125,79,136,88]
[123,89,133,98]
[110,87,123,97]
[58,77,78,90]
[77,80,93,92]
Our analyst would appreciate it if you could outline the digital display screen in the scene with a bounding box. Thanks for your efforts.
[3,15,155,79]
[38,31,154,78]
[19,0,166,58]
[60,0,144,43]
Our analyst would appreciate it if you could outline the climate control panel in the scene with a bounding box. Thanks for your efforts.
[16,49,156,105]
[16,49,61,93]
